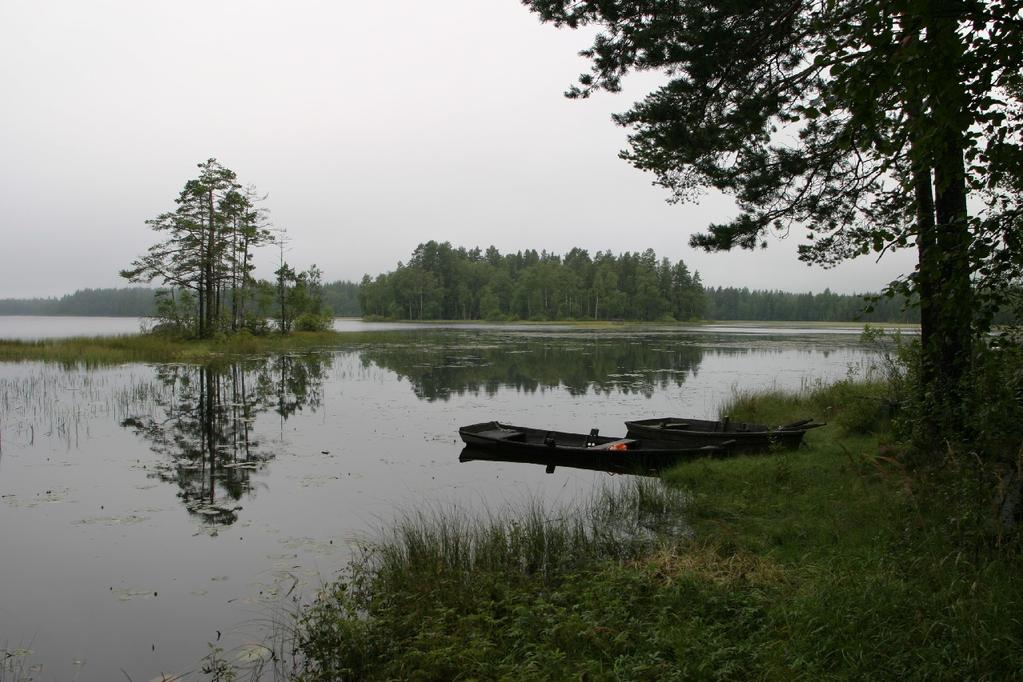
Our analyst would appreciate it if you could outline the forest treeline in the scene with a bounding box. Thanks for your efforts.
[0,288,159,316]
[5,241,978,324]
[359,241,919,323]
[0,282,361,318]
[359,242,707,321]
[2,275,933,323]
[705,287,918,323]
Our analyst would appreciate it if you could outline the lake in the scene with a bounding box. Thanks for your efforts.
[0,323,875,680]
[0,316,585,340]
[0,315,878,341]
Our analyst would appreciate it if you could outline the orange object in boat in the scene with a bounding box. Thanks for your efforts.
[608,442,628,452]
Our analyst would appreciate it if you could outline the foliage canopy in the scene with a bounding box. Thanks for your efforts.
[359,241,705,321]
[523,0,1023,438]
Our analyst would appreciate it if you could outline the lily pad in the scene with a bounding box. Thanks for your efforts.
[2,488,73,508]
[112,588,158,601]
[235,644,272,663]
[74,514,149,526]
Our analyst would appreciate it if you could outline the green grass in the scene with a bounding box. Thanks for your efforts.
[288,383,1022,681]
[719,377,896,436]
[0,330,417,366]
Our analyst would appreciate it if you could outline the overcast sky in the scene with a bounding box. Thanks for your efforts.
[0,0,917,299]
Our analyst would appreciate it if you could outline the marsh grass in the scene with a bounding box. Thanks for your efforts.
[0,370,168,452]
[0,643,45,682]
[367,481,688,584]
[720,376,894,436]
[293,481,693,680]
[0,330,413,366]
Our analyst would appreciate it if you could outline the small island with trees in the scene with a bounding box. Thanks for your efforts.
[119,158,334,338]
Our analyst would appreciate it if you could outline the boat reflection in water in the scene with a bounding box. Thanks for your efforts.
[459,445,666,477]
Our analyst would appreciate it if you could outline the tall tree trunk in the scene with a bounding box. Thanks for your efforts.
[906,94,938,410]
[921,4,973,438]
[239,237,250,326]
[205,188,217,336]
[230,219,238,332]
[914,157,938,367]
[197,218,206,338]
[197,272,205,338]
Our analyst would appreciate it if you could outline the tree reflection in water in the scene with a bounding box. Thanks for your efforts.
[361,333,705,401]
[122,354,330,527]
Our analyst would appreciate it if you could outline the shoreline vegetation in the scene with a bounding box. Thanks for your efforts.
[272,379,1021,680]
[0,330,366,365]
[0,281,926,324]
[0,321,922,365]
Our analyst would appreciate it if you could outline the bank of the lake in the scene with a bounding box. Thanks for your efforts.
[0,319,920,365]
[290,382,1021,680]
[0,330,382,364]
[0,326,641,364]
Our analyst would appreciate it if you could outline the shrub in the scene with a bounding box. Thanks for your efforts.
[293,312,333,332]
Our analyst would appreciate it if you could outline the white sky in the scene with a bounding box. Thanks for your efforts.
[0,0,916,299]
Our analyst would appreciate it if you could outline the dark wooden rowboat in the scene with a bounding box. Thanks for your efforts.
[624,417,825,452]
[458,421,729,474]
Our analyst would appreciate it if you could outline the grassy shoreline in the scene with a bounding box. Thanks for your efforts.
[283,381,1020,680]
[0,330,411,365]
[0,319,920,365]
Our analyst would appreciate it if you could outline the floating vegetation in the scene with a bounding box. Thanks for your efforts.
[296,473,340,488]
[74,514,150,526]
[184,499,243,525]
[235,643,273,664]
[278,536,340,556]
[1,645,43,682]
[111,588,158,601]
[236,584,283,605]
[192,526,220,537]
[1,488,73,508]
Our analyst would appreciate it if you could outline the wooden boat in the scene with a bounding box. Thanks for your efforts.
[458,421,729,474]
[624,417,824,452]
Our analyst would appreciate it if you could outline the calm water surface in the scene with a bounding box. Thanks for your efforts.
[0,316,584,340]
[0,326,873,680]
[0,315,884,341]
[0,316,149,340]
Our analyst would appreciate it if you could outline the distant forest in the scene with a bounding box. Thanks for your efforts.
[0,282,362,317]
[359,241,917,323]
[1,241,941,324]
[359,242,706,321]
[0,280,922,323]
[704,287,918,323]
